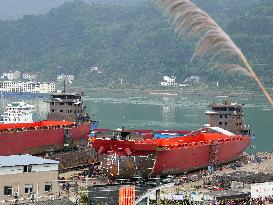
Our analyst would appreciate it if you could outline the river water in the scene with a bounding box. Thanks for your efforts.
[85,91,273,153]
[1,91,272,153]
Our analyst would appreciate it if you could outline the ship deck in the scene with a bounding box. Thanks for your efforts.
[0,121,75,130]
[92,130,250,154]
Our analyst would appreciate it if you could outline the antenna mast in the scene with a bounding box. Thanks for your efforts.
[63,78,66,93]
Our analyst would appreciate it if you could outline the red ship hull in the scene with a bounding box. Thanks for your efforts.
[0,121,90,156]
[92,130,251,177]
[153,135,250,175]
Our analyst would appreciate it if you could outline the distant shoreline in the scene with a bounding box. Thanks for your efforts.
[73,86,263,99]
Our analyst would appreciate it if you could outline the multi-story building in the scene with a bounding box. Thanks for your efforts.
[1,71,21,80]
[0,81,55,94]
[184,75,200,84]
[47,92,88,122]
[38,82,56,93]
[205,101,250,135]
[57,74,74,83]
[0,155,59,204]
[160,76,177,86]
[22,73,37,80]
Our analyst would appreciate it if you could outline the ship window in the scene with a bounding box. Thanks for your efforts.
[44,182,52,192]
[225,122,227,125]
[60,110,63,113]
[52,109,54,112]
[23,165,32,173]
[220,115,222,118]
[25,184,33,194]
[4,186,12,196]
[236,108,241,112]
[219,122,222,125]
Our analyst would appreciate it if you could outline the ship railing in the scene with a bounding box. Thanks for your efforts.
[0,124,79,134]
[162,140,213,150]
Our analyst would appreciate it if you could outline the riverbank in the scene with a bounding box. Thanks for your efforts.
[69,83,267,99]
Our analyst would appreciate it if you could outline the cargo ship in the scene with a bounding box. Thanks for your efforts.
[0,92,92,156]
[91,101,252,178]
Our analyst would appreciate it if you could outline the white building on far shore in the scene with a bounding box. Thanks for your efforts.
[184,76,200,84]
[0,81,55,94]
[1,71,21,80]
[57,74,74,83]
[161,76,178,86]
[22,73,37,80]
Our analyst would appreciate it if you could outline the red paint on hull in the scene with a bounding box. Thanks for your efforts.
[153,136,251,175]
[92,131,251,177]
[0,121,90,156]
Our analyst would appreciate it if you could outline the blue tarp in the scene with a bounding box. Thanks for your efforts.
[90,121,99,130]
[153,133,185,139]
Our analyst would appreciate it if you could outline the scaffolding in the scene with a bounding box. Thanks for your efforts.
[209,140,220,168]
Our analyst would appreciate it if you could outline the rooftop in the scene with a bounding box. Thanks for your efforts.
[203,190,250,200]
[50,92,82,96]
[209,101,243,108]
[20,198,74,205]
[0,155,59,167]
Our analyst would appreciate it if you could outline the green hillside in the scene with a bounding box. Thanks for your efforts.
[0,0,272,88]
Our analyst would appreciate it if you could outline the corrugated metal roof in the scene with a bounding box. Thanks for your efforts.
[0,155,59,167]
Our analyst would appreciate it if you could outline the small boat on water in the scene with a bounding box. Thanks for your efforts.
[91,101,252,178]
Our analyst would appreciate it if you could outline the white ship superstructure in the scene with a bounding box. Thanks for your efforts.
[1,102,35,124]
[0,81,55,94]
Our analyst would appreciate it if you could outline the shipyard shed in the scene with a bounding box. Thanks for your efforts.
[0,155,59,175]
[0,155,60,204]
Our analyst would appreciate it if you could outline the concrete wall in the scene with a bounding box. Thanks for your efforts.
[0,170,59,203]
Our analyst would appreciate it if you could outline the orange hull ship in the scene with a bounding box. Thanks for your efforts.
[0,121,90,156]
[0,92,93,156]
[91,101,252,178]
[92,127,251,177]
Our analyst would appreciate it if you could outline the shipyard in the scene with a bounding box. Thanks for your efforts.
[0,87,272,205]
[0,0,273,205]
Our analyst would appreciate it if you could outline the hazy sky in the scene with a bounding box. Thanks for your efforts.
[0,0,67,19]
[0,0,145,20]
[0,0,144,19]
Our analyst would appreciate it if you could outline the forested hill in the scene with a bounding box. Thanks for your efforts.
[0,0,272,87]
